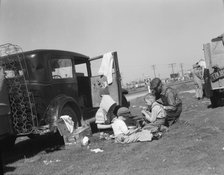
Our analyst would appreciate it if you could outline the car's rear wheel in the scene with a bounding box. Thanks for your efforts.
[210,90,221,108]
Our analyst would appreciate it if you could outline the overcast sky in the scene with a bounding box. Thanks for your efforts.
[0,0,224,83]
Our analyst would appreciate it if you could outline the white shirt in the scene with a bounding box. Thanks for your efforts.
[100,95,116,112]
[111,118,129,137]
[95,108,107,124]
[198,59,206,69]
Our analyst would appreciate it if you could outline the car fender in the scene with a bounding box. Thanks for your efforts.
[44,95,82,132]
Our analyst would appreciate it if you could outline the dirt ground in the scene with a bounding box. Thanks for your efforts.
[3,81,224,175]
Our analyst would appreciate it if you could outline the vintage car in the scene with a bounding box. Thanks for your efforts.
[0,44,129,144]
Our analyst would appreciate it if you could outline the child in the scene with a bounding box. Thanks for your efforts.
[141,93,166,132]
[111,107,153,144]
[115,107,137,127]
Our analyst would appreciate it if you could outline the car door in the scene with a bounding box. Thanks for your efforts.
[89,52,122,107]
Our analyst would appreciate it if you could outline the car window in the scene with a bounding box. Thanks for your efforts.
[50,58,73,79]
[75,63,88,77]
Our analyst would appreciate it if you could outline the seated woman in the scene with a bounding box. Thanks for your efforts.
[95,94,118,130]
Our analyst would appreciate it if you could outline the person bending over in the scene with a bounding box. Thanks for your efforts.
[150,78,182,127]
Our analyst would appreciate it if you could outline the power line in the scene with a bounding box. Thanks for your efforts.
[180,63,184,76]
[169,63,176,74]
[151,65,156,78]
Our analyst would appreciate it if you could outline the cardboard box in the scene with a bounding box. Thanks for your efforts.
[57,116,74,137]
[72,126,92,142]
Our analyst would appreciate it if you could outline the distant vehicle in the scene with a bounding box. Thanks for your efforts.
[170,73,179,81]
[0,43,129,146]
[203,34,224,107]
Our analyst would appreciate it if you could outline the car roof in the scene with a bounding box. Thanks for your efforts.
[0,49,90,62]
[24,49,90,60]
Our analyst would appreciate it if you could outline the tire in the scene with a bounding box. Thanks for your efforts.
[61,106,79,129]
[210,90,220,108]
[1,136,16,150]
[203,68,212,98]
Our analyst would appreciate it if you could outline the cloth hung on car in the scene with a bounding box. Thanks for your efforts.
[98,52,114,84]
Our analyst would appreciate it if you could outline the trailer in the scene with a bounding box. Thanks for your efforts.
[203,33,224,107]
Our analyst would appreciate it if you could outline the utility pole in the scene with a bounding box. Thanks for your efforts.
[180,63,184,76]
[169,63,176,74]
[152,65,156,78]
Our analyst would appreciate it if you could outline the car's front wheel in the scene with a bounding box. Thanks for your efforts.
[1,135,16,150]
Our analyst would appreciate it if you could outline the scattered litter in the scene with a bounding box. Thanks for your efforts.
[99,132,111,140]
[179,89,195,94]
[24,155,41,163]
[110,134,115,139]
[65,142,76,146]
[132,105,136,108]
[43,159,61,165]
[73,126,92,145]
[204,118,209,123]
[90,148,104,153]
[45,145,63,153]
[222,147,224,150]
[81,136,90,146]
[207,166,215,170]
[201,100,210,103]
[196,138,202,142]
